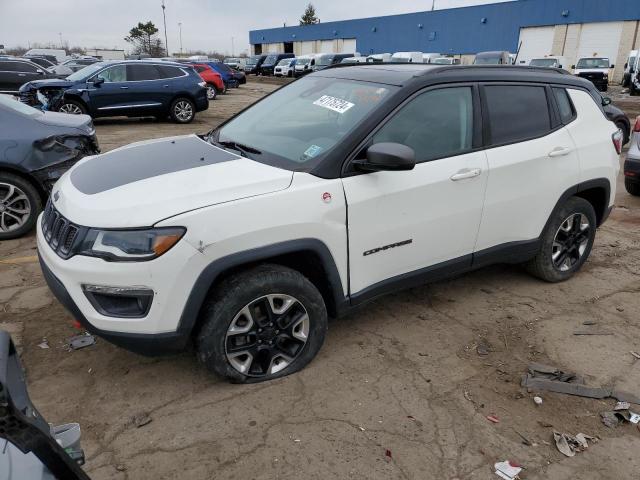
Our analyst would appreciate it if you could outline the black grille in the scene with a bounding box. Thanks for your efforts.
[41,200,81,258]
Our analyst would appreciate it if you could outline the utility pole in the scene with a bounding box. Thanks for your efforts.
[161,0,169,56]
[431,0,436,11]
[58,32,63,48]
[231,36,235,56]
[178,22,183,55]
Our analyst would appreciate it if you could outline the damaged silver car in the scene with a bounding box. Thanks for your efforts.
[0,95,99,239]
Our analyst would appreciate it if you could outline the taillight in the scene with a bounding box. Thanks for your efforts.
[612,130,623,155]
[634,116,640,133]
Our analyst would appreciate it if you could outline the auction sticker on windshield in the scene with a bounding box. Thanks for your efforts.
[313,95,355,114]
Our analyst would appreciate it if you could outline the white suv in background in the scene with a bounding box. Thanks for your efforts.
[39,64,621,383]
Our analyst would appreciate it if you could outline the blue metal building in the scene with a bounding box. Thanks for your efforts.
[249,0,640,59]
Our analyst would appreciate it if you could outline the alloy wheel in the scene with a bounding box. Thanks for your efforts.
[0,183,31,232]
[225,294,310,377]
[206,87,216,100]
[174,101,193,121]
[58,103,83,115]
[552,213,590,272]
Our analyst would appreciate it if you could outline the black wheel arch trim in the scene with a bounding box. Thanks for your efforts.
[548,178,611,228]
[176,238,348,337]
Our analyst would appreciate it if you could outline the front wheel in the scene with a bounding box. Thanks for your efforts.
[196,264,328,383]
[206,85,217,100]
[169,97,195,123]
[616,120,630,145]
[0,173,42,240]
[57,99,87,115]
[525,197,597,282]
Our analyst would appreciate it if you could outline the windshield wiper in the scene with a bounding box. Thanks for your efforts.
[216,140,262,157]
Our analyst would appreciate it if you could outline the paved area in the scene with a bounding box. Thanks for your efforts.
[1,80,639,479]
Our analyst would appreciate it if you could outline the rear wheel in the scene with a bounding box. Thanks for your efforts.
[0,173,42,240]
[525,197,596,282]
[196,264,328,383]
[57,99,86,115]
[169,97,195,123]
[616,120,630,145]
[626,178,640,196]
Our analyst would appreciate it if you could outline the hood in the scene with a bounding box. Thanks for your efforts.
[35,111,93,133]
[53,134,293,228]
[19,78,74,92]
[574,68,608,74]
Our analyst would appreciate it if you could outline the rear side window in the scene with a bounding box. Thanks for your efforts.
[373,86,474,163]
[0,61,37,72]
[484,85,551,145]
[553,87,576,124]
[157,65,184,78]
[127,64,162,81]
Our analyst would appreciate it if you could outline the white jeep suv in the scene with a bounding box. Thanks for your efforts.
[38,64,622,383]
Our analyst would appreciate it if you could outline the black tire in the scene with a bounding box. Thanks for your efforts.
[626,178,640,196]
[57,99,87,115]
[196,264,328,383]
[525,197,597,283]
[0,172,42,240]
[169,97,195,124]
[616,120,630,145]
[206,85,217,101]
[631,83,639,97]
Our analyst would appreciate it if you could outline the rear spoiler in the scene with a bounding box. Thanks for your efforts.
[0,330,90,480]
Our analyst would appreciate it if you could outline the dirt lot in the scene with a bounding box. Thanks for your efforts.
[1,79,640,480]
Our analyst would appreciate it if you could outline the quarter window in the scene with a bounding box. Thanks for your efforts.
[98,65,127,82]
[127,64,162,81]
[157,65,183,78]
[372,87,474,162]
[484,85,551,145]
[553,87,576,124]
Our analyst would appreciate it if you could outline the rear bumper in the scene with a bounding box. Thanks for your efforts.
[624,154,640,182]
[39,252,189,356]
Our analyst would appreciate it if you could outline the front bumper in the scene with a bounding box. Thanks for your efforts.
[37,218,205,356]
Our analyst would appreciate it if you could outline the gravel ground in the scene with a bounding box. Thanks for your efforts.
[1,79,639,480]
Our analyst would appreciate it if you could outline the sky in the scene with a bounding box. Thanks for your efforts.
[0,0,514,55]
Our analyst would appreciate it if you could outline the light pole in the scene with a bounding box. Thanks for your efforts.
[58,32,63,48]
[431,0,436,11]
[231,36,235,56]
[161,0,169,56]
[178,22,183,56]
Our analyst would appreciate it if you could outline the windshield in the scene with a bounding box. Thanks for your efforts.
[474,55,501,64]
[0,94,41,117]
[297,58,312,65]
[66,62,105,81]
[316,55,334,66]
[576,58,609,69]
[277,59,291,66]
[216,76,396,170]
[264,55,279,65]
[432,58,452,64]
[530,58,558,67]
[246,55,261,65]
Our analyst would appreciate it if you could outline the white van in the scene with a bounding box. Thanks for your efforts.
[622,50,638,87]
[366,53,392,63]
[391,52,423,63]
[340,57,367,64]
[432,57,461,65]
[24,48,67,63]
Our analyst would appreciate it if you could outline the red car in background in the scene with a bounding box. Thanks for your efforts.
[192,63,225,100]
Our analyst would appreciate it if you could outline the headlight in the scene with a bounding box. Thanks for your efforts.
[77,227,186,261]
[198,81,207,88]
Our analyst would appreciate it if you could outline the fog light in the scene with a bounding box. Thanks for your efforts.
[82,285,153,318]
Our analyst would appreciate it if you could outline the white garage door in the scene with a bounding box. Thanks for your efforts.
[342,38,357,54]
[517,26,555,65]
[576,22,623,62]
[299,41,314,55]
[320,40,334,54]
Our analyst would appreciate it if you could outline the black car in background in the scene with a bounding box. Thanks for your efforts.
[0,58,57,93]
[260,53,295,76]
[21,56,57,70]
[244,54,268,74]
[19,60,209,123]
[0,94,99,239]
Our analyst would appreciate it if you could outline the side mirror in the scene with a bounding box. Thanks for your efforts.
[610,65,615,69]
[354,143,416,172]
[36,68,44,74]
[93,76,105,86]
[602,96,612,106]
[625,63,628,69]
[571,65,576,69]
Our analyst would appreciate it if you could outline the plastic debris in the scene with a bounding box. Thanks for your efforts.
[533,396,543,406]
[614,401,630,411]
[384,449,392,462]
[553,431,597,457]
[477,342,490,356]
[69,333,96,350]
[494,460,522,480]
[130,412,152,428]
[522,363,640,404]
[601,407,640,428]
[630,351,640,360]
[37,338,49,349]
[486,414,500,424]
[600,411,621,428]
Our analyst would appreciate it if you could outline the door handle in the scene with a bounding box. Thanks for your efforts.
[18,73,26,77]
[120,86,129,89]
[450,168,482,181]
[163,84,170,88]
[548,147,572,158]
